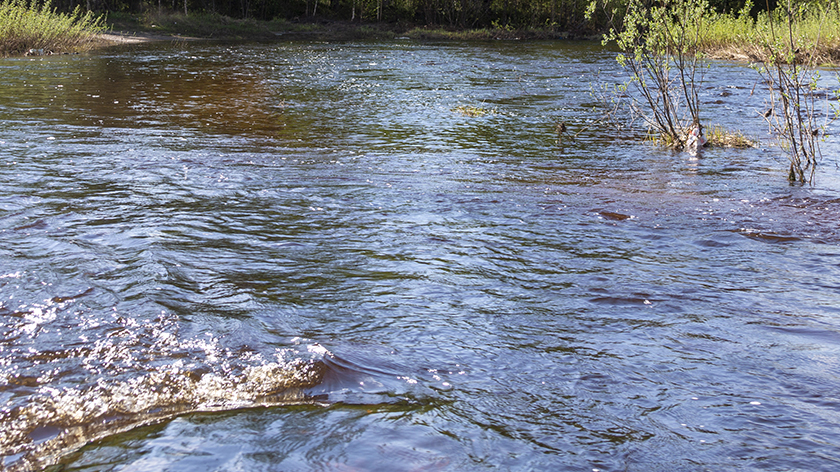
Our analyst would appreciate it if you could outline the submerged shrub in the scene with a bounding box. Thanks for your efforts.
[0,0,105,56]
[453,105,496,117]
[749,0,836,184]
[591,0,711,149]
[705,124,757,148]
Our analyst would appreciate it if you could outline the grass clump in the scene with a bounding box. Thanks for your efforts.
[0,0,105,56]
[453,105,496,117]
[705,124,757,148]
[643,124,755,149]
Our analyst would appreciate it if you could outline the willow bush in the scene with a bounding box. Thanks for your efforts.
[749,0,836,183]
[589,0,839,183]
[590,0,710,149]
[700,0,838,183]
[0,0,105,56]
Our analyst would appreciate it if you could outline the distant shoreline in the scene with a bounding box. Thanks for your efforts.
[94,16,586,47]
[96,31,200,45]
[93,19,837,66]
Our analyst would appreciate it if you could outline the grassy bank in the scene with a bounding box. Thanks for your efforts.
[0,0,105,56]
[695,4,840,64]
[403,25,571,40]
[106,7,838,65]
[105,10,577,42]
[106,11,405,41]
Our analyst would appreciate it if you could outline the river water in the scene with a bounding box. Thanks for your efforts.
[1,39,839,471]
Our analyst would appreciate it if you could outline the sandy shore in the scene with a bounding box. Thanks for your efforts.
[96,31,198,45]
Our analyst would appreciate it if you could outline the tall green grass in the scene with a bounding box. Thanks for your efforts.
[695,4,840,63]
[0,0,105,56]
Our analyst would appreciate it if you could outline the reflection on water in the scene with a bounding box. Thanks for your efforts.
[0,48,277,135]
[1,40,840,471]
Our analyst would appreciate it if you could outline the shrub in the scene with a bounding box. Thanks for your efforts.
[0,0,105,56]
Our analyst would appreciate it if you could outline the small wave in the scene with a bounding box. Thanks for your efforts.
[736,229,802,243]
[596,210,635,221]
[0,325,437,472]
[1,356,326,472]
[0,290,436,472]
[0,308,331,472]
[308,344,437,404]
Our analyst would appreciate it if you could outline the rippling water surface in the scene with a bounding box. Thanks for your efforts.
[1,39,840,471]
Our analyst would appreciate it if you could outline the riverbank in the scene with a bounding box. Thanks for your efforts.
[695,8,840,66]
[96,10,839,65]
[95,31,197,45]
[97,12,580,46]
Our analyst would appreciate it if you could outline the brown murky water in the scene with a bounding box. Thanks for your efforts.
[1,40,840,471]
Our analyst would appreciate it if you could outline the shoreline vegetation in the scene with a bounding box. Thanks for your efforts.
[0,0,105,56]
[3,1,837,64]
[101,5,839,66]
[99,12,583,45]
[586,0,837,182]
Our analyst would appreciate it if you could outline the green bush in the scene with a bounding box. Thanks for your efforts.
[0,0,105,56]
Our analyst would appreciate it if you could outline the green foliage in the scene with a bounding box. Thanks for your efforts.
[589,0,838,182]
[696,0,840,63]
[596,0,711,147]
[35,0,806,38]
[0,0,105,56]
[691,0,755,51]
[750,0,835,183]
[705,124,757,148]
[138,10,278,38]
[453,104,496,116]
[50,0,616,34]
